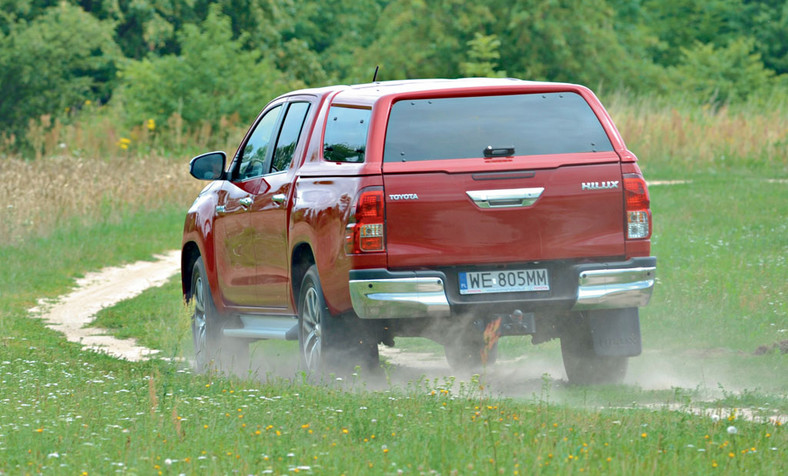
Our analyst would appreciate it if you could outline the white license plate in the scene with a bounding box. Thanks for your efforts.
[459,269,549,295]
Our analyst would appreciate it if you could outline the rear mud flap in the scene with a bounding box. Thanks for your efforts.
[589,308,641,357]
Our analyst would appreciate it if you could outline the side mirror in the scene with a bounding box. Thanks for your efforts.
[189,151,227,180]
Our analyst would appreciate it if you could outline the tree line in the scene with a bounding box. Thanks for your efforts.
[1,0,786,153]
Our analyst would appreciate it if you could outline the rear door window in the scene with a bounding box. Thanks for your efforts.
[383,92,613,162]
[323,106,370,163]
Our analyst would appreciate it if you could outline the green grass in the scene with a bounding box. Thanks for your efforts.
[90,276,193,360]
[1,169,786,472]
[644,178,787,352]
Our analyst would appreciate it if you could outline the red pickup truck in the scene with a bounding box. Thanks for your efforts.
[181,78,656,384]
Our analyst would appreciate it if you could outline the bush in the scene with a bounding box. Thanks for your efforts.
[670,37,776,105]
[0,3,119,151]
[117,4,294,132]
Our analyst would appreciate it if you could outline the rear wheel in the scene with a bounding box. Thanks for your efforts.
[189,257,248,374]
[560,323,627,385]
[298,265,378,375]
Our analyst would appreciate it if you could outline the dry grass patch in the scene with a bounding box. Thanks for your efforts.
[0,155,204,244]
[608,96,788,176]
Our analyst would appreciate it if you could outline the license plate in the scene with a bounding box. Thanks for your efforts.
[459,269,549,295]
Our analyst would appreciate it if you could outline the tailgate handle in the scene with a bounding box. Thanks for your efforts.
[484,145,515,157]
[466,187,544,208]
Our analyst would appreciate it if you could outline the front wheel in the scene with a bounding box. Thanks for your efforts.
[298,265,378,375]
[189,257,248,374]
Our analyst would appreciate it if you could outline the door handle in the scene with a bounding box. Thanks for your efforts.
[272,194,286,205]
[239,197,253,209]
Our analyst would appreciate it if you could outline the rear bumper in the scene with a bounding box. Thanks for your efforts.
[348,275,451,319]
[349,257,656,319]
[571,263,655,311]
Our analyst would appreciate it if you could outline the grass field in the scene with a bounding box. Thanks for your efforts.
[1,99,786,473]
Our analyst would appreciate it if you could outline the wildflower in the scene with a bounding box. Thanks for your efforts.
[728,452,735,458]
[85,100,92,106]
[711,414,720,423]
[641,432,647,438]
[118,138,131,150]
[727,426,738,435]
[147,119,156,131]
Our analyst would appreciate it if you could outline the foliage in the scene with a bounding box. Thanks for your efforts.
[0,3,119,146]
[118,5,293,130]
[1,0,788,157]
[670,37,775,105]
[460,33,507,78]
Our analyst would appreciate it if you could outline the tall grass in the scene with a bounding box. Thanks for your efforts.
[606,92,788,178]
[0,154,205,244]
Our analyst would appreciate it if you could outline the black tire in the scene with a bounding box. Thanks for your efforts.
[443,330,497,371]
[560,324,627,385]
[298,265,379,375]
[189,257,248,374]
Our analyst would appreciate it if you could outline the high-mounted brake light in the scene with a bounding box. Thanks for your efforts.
[623,174,651,240]
[345,187,385,253]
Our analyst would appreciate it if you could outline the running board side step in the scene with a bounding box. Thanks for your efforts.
[223,315,299,340]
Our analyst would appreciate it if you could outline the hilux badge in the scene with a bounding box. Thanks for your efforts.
[582,181,619,191]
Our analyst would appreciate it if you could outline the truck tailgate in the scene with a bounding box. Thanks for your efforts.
[383,159,625,268]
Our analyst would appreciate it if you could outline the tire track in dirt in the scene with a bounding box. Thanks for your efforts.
[28,250,180,361]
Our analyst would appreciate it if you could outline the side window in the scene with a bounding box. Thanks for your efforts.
[236,104,283,180]
[271,102,310,172]
[323,106,370,163]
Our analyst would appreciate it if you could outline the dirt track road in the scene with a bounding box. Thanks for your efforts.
[28,250,181,361]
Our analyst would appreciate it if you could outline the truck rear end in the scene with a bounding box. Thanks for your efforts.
[343,80,655,384]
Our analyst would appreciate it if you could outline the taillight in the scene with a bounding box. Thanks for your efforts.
[345,187,385,253]
[623,174,651,239]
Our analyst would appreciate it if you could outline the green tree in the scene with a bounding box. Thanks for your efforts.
[641,0,743,67]
[737,0,788,75]
[287,0,388,83]
[671,37,775,104]
[351,0,496,81]
[460,33,507,78]
[117,4,293,129]
[0,3,119,142]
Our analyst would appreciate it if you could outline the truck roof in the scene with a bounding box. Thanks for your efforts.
[282,78,590,107]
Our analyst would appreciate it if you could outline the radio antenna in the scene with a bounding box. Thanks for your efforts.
[372,65,380,82]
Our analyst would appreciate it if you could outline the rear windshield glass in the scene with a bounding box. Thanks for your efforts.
[383,92,613,162]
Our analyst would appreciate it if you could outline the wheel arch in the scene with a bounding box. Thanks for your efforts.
[181,241,201,301]
[291,242,316,308]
